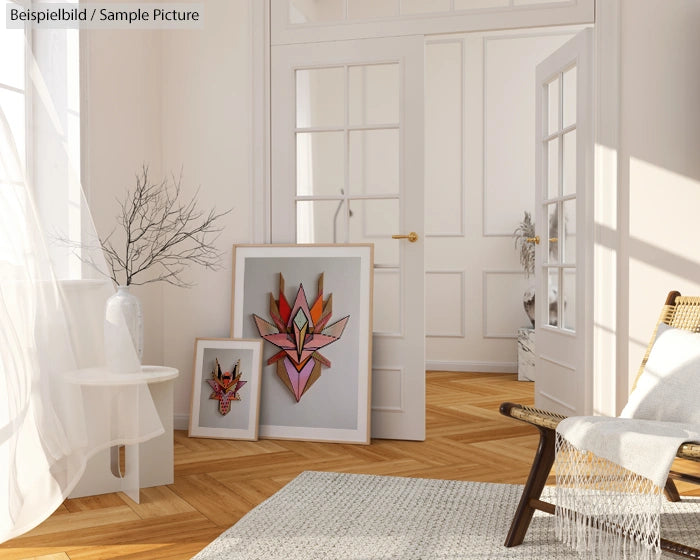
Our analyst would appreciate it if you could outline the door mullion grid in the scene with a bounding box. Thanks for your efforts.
[296,193,401,202]
[556,70,565,330]
[295,124,401,133]
[341,64,350,243]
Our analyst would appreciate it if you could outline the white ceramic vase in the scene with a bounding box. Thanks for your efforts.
[104,285,143,373]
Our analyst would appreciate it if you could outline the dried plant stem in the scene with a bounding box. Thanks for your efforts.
[62,165,230,287]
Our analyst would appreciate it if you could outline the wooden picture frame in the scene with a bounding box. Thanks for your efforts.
[189,338,263,440]
[231,244,373,444]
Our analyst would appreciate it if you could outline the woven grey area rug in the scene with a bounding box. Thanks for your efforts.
[192,471,700,559]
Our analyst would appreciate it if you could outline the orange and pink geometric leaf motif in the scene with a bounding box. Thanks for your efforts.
[252,273,349,402]
[207,358,247,415]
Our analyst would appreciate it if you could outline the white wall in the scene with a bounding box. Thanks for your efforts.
[616,0,700,410]
[160,0,251,424]
[84,0,252,427]
[83,22,165,368]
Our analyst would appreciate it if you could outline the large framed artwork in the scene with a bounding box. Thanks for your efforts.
[231,244,373,444]
[189,338,263,440]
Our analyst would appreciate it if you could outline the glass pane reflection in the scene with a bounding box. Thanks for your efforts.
[349,64,399,126]
[296,131,345,196]
[547,202,559,264]
[289,0,344,24]
[296,67,344,128]
[547,137,559,200]
[547,268,559,327]
[349,129,399,195]
[563,65,577,129]
[547,77,560,136]
[563,268,575,331]
[562,130,577,196]
[296,200,347,244]
[563,198,576,264]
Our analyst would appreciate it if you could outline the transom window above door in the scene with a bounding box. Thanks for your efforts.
[286,0,582,24]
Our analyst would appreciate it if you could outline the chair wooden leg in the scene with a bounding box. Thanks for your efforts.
[504,425,557,547]
[664,477,681,502]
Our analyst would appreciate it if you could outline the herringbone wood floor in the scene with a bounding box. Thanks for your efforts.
[2,371,699,560]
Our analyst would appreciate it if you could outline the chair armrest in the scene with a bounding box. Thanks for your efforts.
[499,402,568,431]
[678,443,700,462]
[501,402,700,463]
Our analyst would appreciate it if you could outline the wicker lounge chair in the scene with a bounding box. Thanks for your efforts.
[500,290,700,558]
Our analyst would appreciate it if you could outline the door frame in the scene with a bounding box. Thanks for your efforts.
[250,1,615,414]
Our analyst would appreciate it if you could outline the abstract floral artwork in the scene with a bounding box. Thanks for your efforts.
[207,358,247,415]
[252,273,349,402]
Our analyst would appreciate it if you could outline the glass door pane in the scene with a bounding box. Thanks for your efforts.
[296,200,347,243]
[348,129,400,195]
[563,198,576,264]
[296,67,345,127]
[562,268,575,331]
[296,131,345,196]
[562,65,577,129]
[547,268,559,327]
[547,202,559,264]
[349,63,399,125]
[541,65,577,334]
[547,77,560,136]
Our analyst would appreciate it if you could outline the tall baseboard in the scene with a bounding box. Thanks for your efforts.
[425,360,517,373]
[174,414,190,431]
[176,363,517,431]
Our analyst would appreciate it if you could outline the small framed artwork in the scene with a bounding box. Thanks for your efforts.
[189,338,263,440]
[231,244,373,444]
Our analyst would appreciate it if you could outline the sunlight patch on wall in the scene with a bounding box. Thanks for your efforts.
[629,157,700,250]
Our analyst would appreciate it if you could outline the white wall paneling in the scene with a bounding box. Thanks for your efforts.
[425,40,464,237]
[482,30,580,237]
[482,270,533,338]
[426,270,465,337]
[535,353,577,414]
[272,0,594,44]
[425,26,583,372]
[371,367,405,412]
[425,360,517,374]
[373,267,403,336]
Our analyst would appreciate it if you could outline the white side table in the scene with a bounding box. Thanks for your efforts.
[65,366,178,503]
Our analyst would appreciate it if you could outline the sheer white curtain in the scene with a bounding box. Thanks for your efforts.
[0,33,162,542]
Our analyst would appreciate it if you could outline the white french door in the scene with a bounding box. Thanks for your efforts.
[271,36,425,440]
[534,29,593,416]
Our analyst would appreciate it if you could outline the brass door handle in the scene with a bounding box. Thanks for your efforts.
[392,232,419,243]
[526,236,540,245]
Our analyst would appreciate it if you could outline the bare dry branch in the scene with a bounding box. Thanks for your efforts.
[60,165,231,287]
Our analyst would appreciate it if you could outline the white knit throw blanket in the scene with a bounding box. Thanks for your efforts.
[554,326,700,559]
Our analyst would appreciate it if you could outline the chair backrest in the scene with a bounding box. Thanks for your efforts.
[634,291,700,390]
